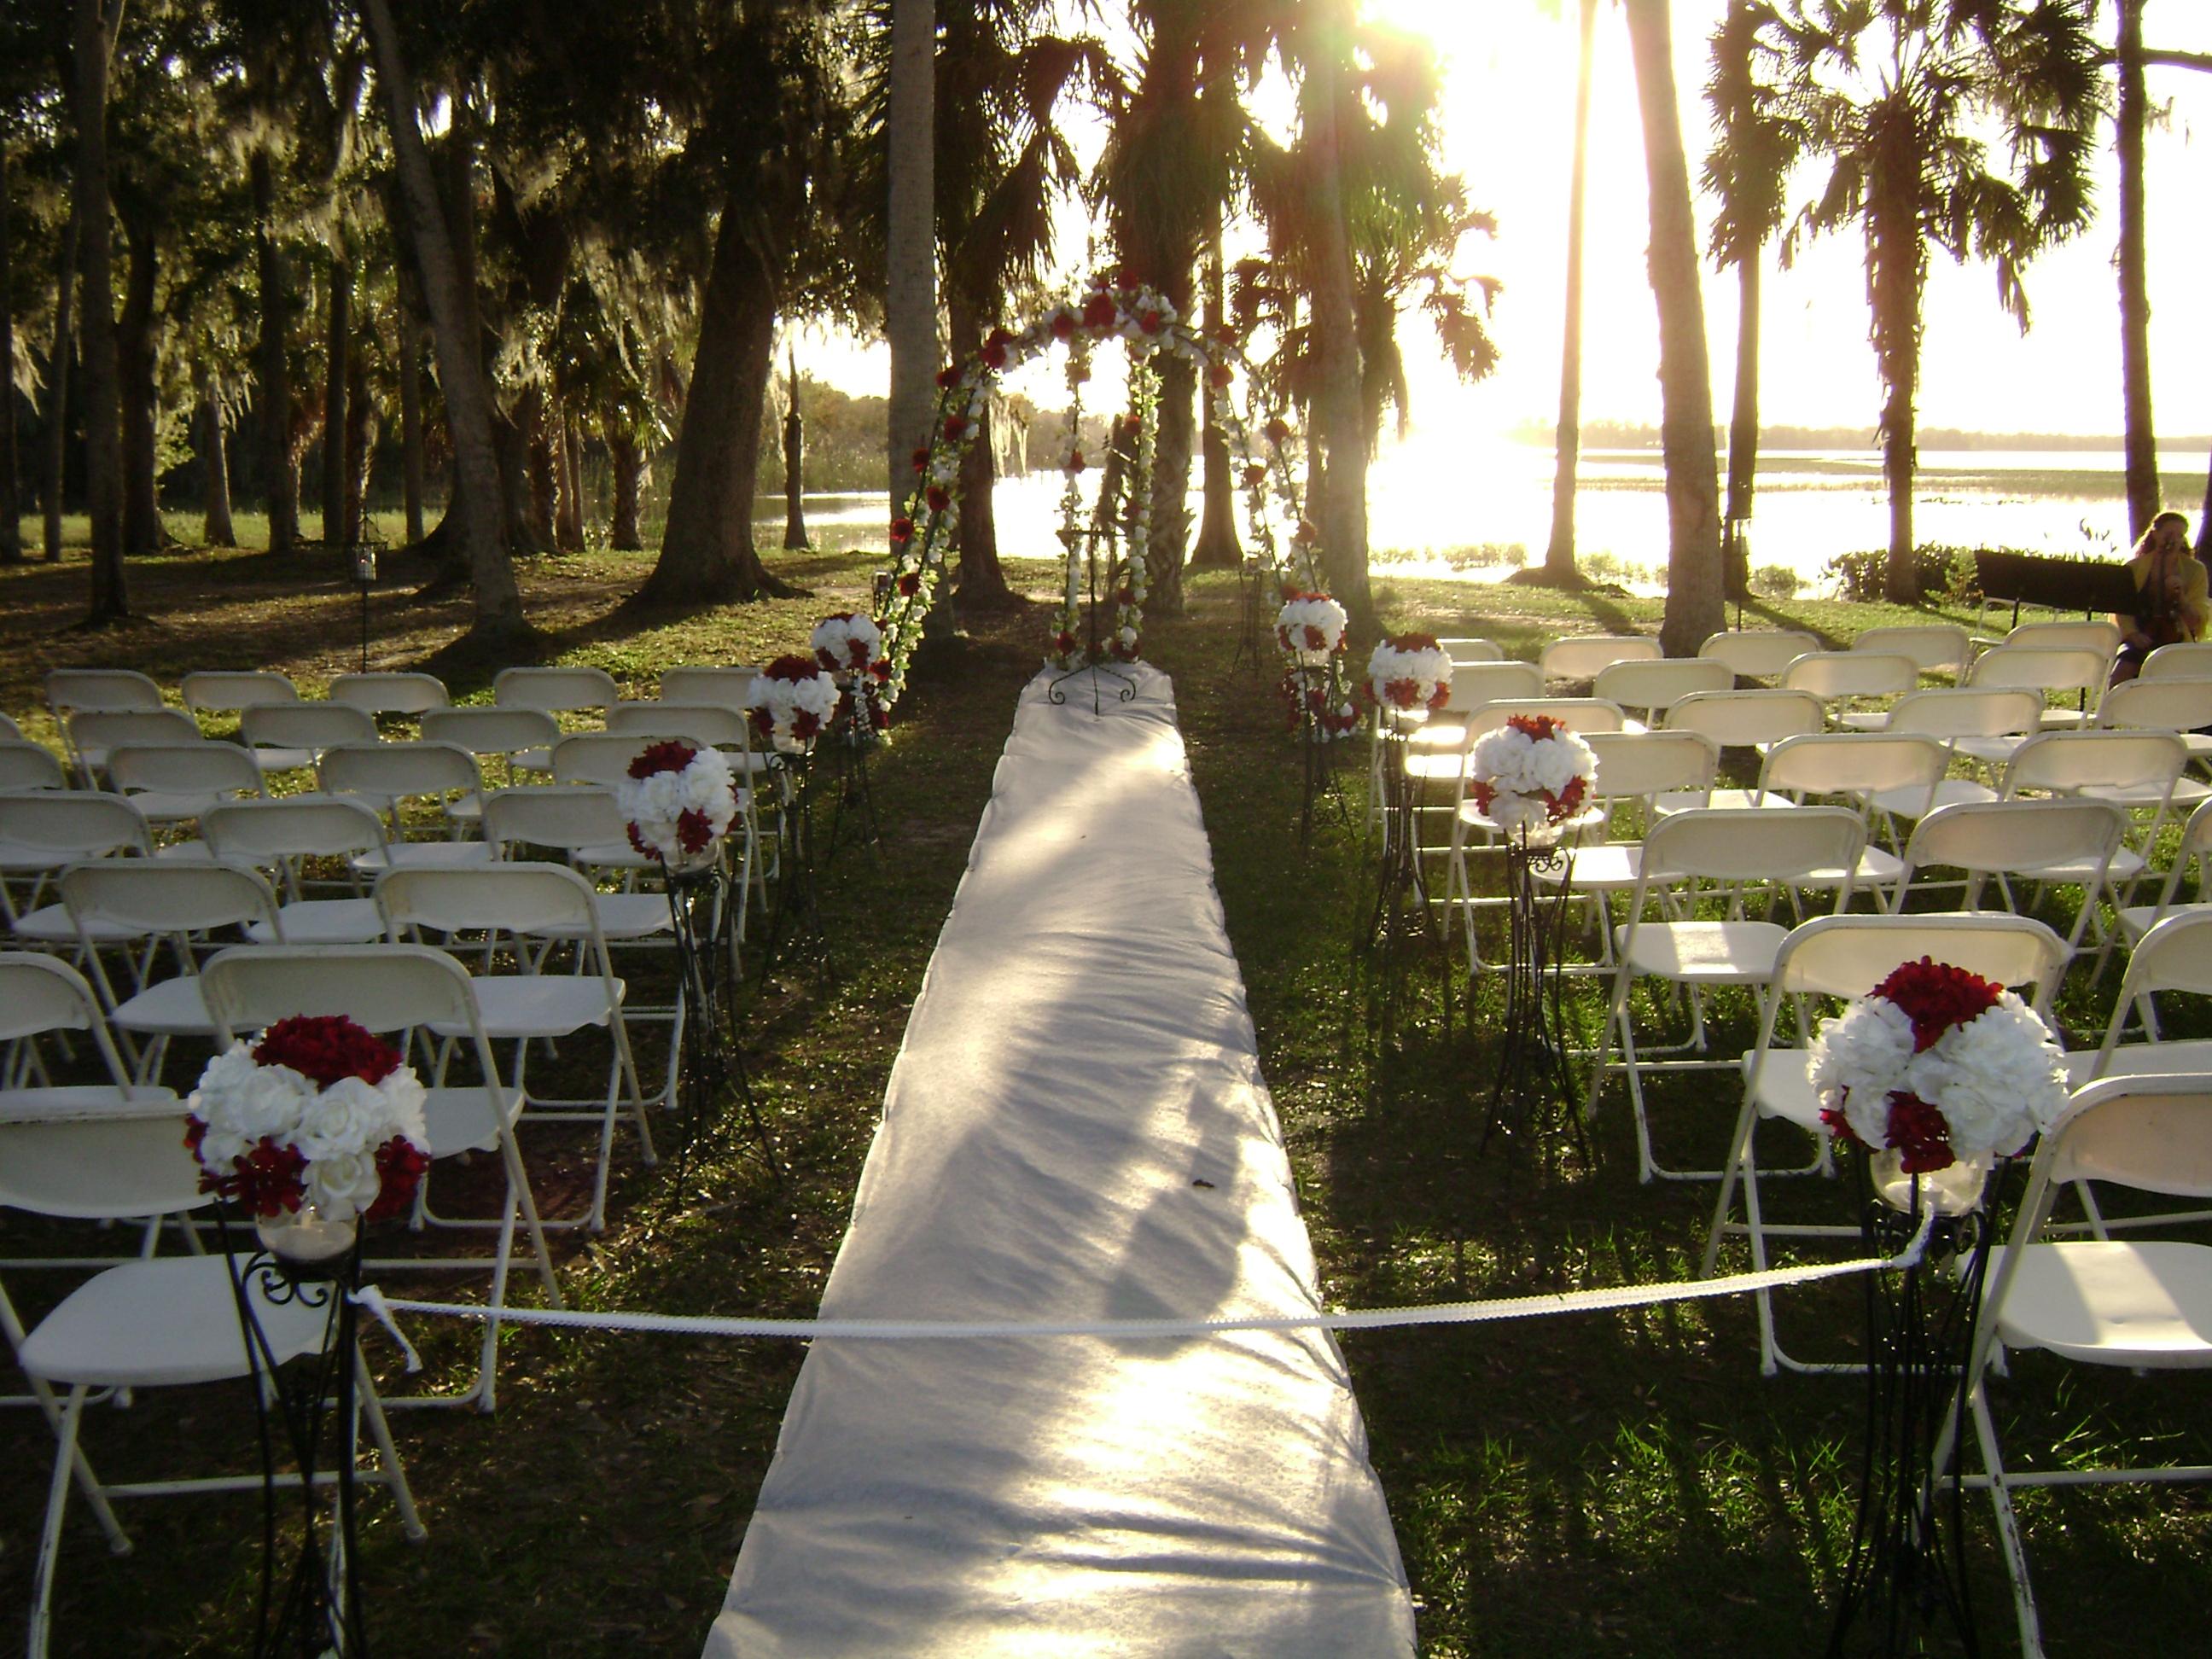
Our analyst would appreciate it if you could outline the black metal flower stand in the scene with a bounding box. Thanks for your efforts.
[1826,1158,1999,1657]
[1045,513,1139,716]
[1290,669,1348,850]
[756,748,820,971]
[1364,721,1434,952]
[217,1214,370,1659]
[659,857,781,1186]
[1482,835,1588,1159]
[818,690,884,870]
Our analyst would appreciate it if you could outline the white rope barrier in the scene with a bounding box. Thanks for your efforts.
[352,1207,1933,1348]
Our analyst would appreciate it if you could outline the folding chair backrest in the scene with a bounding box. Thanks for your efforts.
[319,740,481,803]
[659,666,762,710]
[1884,687,2043,742]
[2139,641,2212,680]
[551,731,671,788]
[1773,913,2069,1004]
[242,701,379,753]
[1465,698,1628,738]
[1906,798,2127,877]
[1437,637,1505,665]
[376,861,599,938]
[1579,731,1717,800]
[2034,1074,2212,1201]
[0,713,18,740]
[495,665,618,716]
[608,701,752,748]
[0,791,154,857]
[1778,651,1917,701]
[422,705,561,758]
[1697,630,1819,680]
[1434,661,1542,714]
[201,943,479,1038]
[0,952,102,1042]
[1968,645,2105,696]
[1592,658,1731,713]
[481,785,626,854]
[1852,625,1970,678]
[0,742,67,791]
[2112,909,2212,1002]
[46,667,162,717]
[106,742,264,800]
[1639,805,1866,884]
[1760,732,1947,800]
[1539,635,1660,682]
[61,859,281,938]
[1663,689,1825,748]
[2001,730,2186,796]
[328,671,451,716]
[71,708,202,753]
[180,670,299,714]
[1996,619,2122,658]
[2097,678,2212,736]
[201,795,389,862]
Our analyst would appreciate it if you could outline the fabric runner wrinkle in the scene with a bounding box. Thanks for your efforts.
[702,663,1417,1657]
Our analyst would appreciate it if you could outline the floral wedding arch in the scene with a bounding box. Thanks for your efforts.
[869,269,1357,737]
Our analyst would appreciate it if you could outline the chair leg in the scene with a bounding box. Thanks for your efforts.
[29,1384,90,1659]
[353,1349,427,1541]
[1967,1378,2047,1658]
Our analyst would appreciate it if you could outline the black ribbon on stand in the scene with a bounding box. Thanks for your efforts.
[1827,1155,1998,1657]
[216,1211,368,1659]
[1482,835,1589,1159]
[656,853,782,1188]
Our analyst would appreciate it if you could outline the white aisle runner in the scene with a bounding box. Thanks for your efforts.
[704,666,1415,1657]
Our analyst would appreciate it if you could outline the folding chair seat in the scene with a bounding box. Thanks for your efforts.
[0,793,158,949]
[1650,690,1825,813]
[1866,688,2043,820]
[45,669,163,783]
[1697,629,1819,683]
[1965,645,2109,743]
[1436,637,1505,665]
[482,787,689,944]
[2140,640,2212,680]
[200,795,395,944]
[103,741,264,832]
[200,943,564,1411]
[319,741,494,866]
[1850,623,1970,685]
[494,665,619,774]
[2098,677,2212,765]
[1935,1073,2212,1659]
[1586,805,1866,1182]
[178,669,299,735]
[1780,651,1917,730]
[1539,634,1660,686]
[1892,798,2132,960]
[0,741,68,792]
[240,700,378,777]
[375,866,654,1231]
[328,670,451,720]
[1592,657,1732,729]
[1701,913,2068,1374]
[64,708,202,786]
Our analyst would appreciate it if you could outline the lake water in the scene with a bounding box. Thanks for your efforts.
[763,439,2211,597]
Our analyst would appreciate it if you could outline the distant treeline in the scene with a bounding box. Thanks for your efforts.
[1507,418,2212,453]
[760,375,1102,493]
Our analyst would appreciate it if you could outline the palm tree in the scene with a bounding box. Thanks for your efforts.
[1783,0,2102,603]
[1541,0,1598,588]
[1622,0,1723,655]
[1703,0,1809,602]
[2114,0,2155,539]
[884,0,934,502]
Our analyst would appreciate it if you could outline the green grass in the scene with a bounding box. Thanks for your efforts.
[1,544,2204,1655]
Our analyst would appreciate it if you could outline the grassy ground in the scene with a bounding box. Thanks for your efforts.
[0,533,2204,1655]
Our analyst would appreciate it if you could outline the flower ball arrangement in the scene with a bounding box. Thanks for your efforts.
[617,739,739,867]
[811,612,885,682]
[1810,958,2069,1175]
[1277,591,1348,667]
[1468,713,1600,845]
[187,1016,431,1225]
[1365,633,1455,718]
[746,655,841,754]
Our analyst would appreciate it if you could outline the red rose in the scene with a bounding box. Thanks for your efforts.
[1114,264,1138,290]
[364,1136,431,1222]
[674,809,716,854]
[1207,363,1233,388]
[253,1016,402,1090]
[1066,451,1086,474]
[1242,464,1267,488]
[764,654,822,684]
[1425,681,1451,713]
[1138,309,1164,335]
[1383,677,1421,710]
[1874,958,2004,1050]
[911,446,931,473]
[1302,624,1327,651]
[869,657,892,681]
[1505,713,1564,742]
[1291,519,1318,545]
[898,573,920,596]
[749,707,775,741]
[626,821,656,859]
[1470,780,1497,814]
[626,738,698,781]
[1883,1092,1956,1173]
[927,486,952,513]
[889,516,915,544]
[1051,311,1077,341]
[1389,631,1444,653]
[1819,1107,1864,1150]
[1276,625,1294,652]
[1265,417,1292,445]
[1551,774,1587,818]
[943,415,968,440]
[1054,631,1076,653]
[981,337,1010,370]
[792,710,823,742]
[934,364,961,388]
[1081,293,1118,330]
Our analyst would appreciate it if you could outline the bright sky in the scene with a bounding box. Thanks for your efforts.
[800,0,2212,443]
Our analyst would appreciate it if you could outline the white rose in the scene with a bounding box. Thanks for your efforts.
[305,1150,385,1223]
[294,1075,385,1161]
[1810,997,1918,1146]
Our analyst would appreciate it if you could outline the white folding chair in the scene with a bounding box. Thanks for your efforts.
[421,706,562,803]
[1850,624,1970,684]
[64,708,203,788]
[2109,796,2212,951]
[1970,617,2122,661]
[659,664,764,708]
[1869,688,2045,818]
[1405,661,1543,754]
[375,864,654,1231]
[201,795,396,944]
[178,669,299,726]
[1651,690,1826,813]
[2139,640,2212,680]
[103,742,265,846]
[1539,634,1660,685]
[2098,676,2212,771]
[0,742,68,793]
[482,786,694,953]
[1464,697,1629,738]
[1967,644,2108,736]
[2075,908,2212,1086]
[1592,657,1732,729]
[1697,629,1820,683]
[200,943,565,1411]
[240,701,379,778]
[608,701,754,751]
[0,952,181,1142]
[1749,733,1947,899]
[1435,637,1505,665]
[495,666,619,774]
[1702,913,2068,1375]
[0,793,157,952]
[1892,797,2132,960]
[45,669,163,783]
[1586,806,1866,1182]
[1935,1073,2212,1659]
[319,742,495,865]
[0,712,20,740]
[1778,649,1917,725]
[328,670,451,719]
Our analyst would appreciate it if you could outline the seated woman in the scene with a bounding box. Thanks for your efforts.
[2112,510,2206,684]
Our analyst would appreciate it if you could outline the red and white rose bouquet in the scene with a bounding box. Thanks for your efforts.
[618,739,739,868]
[1468,713,1598,844]
[746,655,841,754]
[1365,634,1454,717]
[1277,591,1348,667]
[811,612,886,681]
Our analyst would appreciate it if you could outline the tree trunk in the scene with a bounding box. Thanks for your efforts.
[396,299,426,543]
[251,148,298,555]
[119,212,166,557]
[638,194,795,607]
[1190,224,1240,570]
[608,429,645,550]
[555,410,585,550]
[42,207,79,563]
[74,0,125,621]
[1148,339,1195,617]
[946,291,1014,608]
[2117,0,2158,540]
[1722,249,1761,602]
[1883,374,1917,600]
[0,139,18,564]
[1305,20,1372,632]
[322,251,351,544]
[524,393,559,550]
[781,346,808,550]
[1624,0,1724,655]
[364,0,526,645]
[885,0,936,502]
[199,364,236,546]
[1544,0,1600,584]
[343,340,374,545]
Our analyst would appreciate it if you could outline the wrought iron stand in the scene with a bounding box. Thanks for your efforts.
[661,859,781,1185]
[1482,838,1588,1158]
[818,691,884,870]
[1046,500,1139,716]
